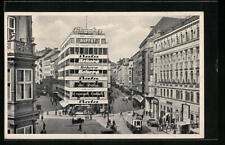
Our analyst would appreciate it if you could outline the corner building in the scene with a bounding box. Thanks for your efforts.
[57,27,109,114]
[153,16,200,128]
[7,16,39,134]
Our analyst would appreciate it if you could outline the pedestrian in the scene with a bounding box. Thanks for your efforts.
[79,123,82,131]
[41,115,43,121]
[43,122,46,130]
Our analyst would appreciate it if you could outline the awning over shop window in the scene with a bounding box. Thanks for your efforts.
[133,95,144,103]
[59,100,68,108]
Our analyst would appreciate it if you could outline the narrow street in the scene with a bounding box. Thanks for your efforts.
[110,86,136,114]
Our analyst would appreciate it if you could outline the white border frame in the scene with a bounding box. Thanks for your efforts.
[4,12,204,139]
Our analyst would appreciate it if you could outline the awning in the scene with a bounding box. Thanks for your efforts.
[59,100,68,108]
[133,95,144,103]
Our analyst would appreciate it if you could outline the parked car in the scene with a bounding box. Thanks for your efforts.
[72,117,84,124]
[147,118,158,127]
[101,129,115,134]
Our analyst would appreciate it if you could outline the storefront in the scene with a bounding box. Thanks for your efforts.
[59,99,108,115]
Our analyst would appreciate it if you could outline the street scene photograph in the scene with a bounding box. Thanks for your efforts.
[5,12,204,139]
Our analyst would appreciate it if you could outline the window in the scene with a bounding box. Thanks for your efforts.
[80,48,84,54]
[89,48,93,55]
[8,17,16,41]
[103,59,108,63]
[99,59,102,63]
[70,38,75,43]
[16,125,33,134]
[196,92,200,103]
[70,47,74,54]
[191,92,193,102]
[75,47,79,54]
[8,69,11,101]
[185,91,190,101]
[171,90,173,98]
[103,48,108,55]
[99,48,103,55]
[70,58,75,63]
[85,48,89,54]
[101,38,106,44]
[16,69,32,100]
[94,48,98,54]
[103,70,107,74]
[75,58,79,63]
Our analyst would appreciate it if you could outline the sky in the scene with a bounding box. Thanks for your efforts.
[32,13,189,62]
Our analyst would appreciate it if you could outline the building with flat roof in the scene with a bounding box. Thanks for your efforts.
[56,27,109,114]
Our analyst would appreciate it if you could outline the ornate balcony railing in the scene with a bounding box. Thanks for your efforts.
[7,40,34,55]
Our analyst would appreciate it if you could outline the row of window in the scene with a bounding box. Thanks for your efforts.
[75,38,107,44]
[58,58,109,70]
[60,47,108,63]
[154,22,199,51]
[156,69,200,84]
[155,47,199,65]
[156,88,200,104]
[59,69,108,77]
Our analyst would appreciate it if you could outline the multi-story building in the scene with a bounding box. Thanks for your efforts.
[115,58,133,90]
[56,27,109,114]
[35,48,52,84]
[140,17,184,119]
[153,16,200,129]
[7,16,39,134]
[35,48,59,84]
[131,51,143,94]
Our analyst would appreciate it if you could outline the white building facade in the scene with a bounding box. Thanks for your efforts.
[56,27,109,114]
[153,16,200,129]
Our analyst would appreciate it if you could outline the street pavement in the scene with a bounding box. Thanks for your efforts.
[110,87,136,114]
[36,118,107,134]
[35,88,167,134]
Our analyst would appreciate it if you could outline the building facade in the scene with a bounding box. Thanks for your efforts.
[56,27,109,114]
[153,16,200,128]
[7,16,39,134]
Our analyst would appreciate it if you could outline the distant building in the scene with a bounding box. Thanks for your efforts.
[7,16,39,134]
[131,51,143,94]
[35,48,59,84]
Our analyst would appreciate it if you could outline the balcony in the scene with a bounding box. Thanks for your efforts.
[7,40,34,55]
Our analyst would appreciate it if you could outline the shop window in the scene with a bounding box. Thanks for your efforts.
[16,69,32,100]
